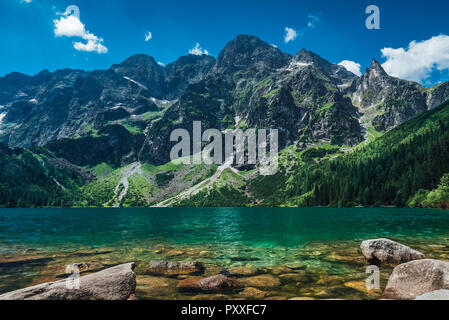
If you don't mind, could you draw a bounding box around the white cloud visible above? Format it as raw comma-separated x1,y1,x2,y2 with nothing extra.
189,43,209,56
73,37,108,54
145,31,152,42
271,44,278,48
381,35,449,83
157,61,165,66
22,0,32,3
54,15,85,38
282,14,319,44
338,60,362,76
53,11,108,54
307,14,320,29
284,27,298,43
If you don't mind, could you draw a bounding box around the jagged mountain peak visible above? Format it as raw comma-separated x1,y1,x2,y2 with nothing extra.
371,58,381,66
109,54,166,98
292,48,357,83
2,33,449,157
212,34,292,73
364,58,388,77
294,48,321,63
118,53,158,64
110,54,163,75
230,34,273,46
1,71,30,83
166,54,215,69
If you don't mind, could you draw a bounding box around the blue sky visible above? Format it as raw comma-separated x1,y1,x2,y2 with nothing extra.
1,0,449,86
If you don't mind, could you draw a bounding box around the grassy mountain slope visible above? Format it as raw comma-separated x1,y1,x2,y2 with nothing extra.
1,99,448,208
76,161,217,207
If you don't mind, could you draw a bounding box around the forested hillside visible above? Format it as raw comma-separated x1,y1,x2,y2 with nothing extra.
0,144,87,207
248,100,449,208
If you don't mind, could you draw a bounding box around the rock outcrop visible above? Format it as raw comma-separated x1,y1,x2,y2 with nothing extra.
0,262,136,300
383,259,449,300
360,238,425,265
353,59,427,133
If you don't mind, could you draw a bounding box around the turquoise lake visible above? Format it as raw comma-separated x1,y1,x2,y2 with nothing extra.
1,207,448,299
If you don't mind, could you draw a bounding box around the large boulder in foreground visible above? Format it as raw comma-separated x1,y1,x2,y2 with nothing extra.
361,238,425,265
146,261,203,276
0,263,136,300
383,259,449,300
177,275,241,293
415,290,449,300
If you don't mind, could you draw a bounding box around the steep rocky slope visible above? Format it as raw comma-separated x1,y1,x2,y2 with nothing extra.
140,35,365,164
352,59,449,137
1,34,449,207
0,54,216,150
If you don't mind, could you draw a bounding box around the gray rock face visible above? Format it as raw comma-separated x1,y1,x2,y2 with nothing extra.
1,34,449,166
146,261,203,276
0,262,136,300
141,36,366,164
415,290,449,300
164,54,216,100
360,238,425,265
0,54,215,149
426,82,449,109
211,34,292,75
383,259,449,300
295,48,356,85
352,59,449,134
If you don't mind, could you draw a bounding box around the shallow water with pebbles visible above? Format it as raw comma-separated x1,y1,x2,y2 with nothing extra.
0,207,448,300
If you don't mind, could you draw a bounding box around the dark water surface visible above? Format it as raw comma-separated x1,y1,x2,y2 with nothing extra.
1,207,448,299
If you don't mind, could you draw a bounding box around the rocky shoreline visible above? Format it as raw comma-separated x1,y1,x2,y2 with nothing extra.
0,238,448,300
0,263,136,300
361,238,449,300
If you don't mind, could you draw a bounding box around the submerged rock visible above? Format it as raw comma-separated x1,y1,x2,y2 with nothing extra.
243,275,281,288
226,266,261,277
265,296,288,300
284,262,306,270
0,256,53,268
135,275,177,298
164,250,185,257
72,250,113,257
344,281,382,296
415,290,449,300
317,275,345,287
191,294,230,300
278,272,309,283
203,264,224,277
238,287,269,299
30,262,105,286
361,238,425,265
383,259,449,300
146,261,203,276
177,275,241,293
70,262,104,272
0,263,136,300
270,266,293,275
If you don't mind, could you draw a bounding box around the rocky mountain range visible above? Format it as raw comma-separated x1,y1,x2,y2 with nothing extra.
1,34,449,208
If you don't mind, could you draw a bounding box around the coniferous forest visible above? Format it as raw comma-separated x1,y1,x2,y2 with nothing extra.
240,100,449,208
